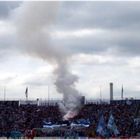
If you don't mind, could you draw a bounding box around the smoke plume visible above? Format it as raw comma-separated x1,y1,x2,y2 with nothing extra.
14,1,81,119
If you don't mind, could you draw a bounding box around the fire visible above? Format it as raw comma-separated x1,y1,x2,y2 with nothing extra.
63,110,77,120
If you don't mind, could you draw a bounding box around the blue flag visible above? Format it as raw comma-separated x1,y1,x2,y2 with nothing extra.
96,115,107,137
107,114,119,136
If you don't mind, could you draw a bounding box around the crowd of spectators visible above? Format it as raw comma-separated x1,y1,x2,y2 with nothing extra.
0,100,139,139
75,102,140,138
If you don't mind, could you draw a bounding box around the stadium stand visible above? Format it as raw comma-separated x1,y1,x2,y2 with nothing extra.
0,100,139,139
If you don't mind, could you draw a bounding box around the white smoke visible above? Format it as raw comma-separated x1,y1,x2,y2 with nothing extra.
14,1,81,119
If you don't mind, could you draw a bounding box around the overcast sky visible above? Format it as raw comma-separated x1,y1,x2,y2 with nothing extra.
0,1,140,100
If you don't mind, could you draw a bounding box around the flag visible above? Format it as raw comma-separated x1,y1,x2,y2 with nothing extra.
77,119,90,125
25,87,28,99
96,114,107,137
107,114,119,136
43,121,63,129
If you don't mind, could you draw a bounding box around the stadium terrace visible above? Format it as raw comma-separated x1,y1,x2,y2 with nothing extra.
0,99,139,139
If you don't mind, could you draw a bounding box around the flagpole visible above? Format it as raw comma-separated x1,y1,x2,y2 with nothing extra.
121,85,123,100
100,86,102,104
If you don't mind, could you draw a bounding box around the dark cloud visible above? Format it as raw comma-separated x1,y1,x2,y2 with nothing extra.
0,32,17,60
53,29,140,57
50,1,140,57
1,1,140,59
0,1,21,19
57,1,140,30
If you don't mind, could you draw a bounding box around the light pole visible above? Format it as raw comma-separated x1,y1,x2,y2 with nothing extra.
4,86,6,101
48,85,50,106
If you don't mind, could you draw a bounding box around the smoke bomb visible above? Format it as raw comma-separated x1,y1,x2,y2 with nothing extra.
14,1,81,119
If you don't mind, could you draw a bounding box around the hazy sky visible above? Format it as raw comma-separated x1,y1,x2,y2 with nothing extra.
0,1,140,100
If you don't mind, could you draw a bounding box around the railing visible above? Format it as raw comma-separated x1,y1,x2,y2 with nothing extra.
2,98,140,107
0,98,111,106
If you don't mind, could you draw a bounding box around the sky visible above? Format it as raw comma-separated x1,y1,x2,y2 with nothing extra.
0,1,140,100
